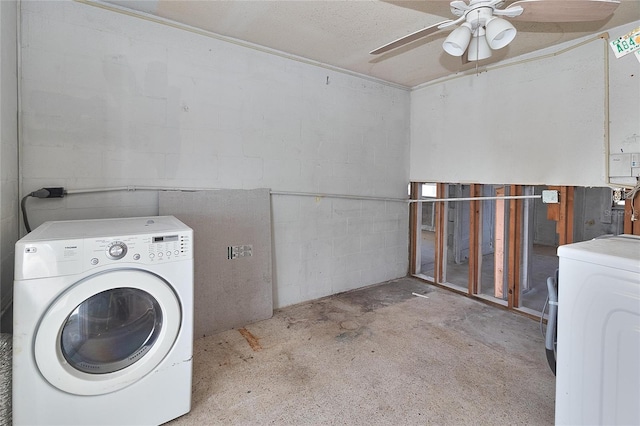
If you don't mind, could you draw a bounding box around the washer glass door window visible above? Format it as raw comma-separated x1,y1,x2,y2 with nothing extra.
61,288,163,374
35,269,182,396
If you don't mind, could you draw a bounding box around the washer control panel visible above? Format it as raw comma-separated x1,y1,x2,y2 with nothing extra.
146,234,186,261
14,216,193,280
106,241,128,260
86,232,192,267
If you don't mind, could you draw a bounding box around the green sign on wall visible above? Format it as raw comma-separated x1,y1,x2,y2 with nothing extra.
610,27,640,60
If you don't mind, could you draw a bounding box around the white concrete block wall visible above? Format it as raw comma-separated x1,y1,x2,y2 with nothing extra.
1,0,19,315
19,1,410,308
608,22,640,188
272,196,408,306
410,36,611,187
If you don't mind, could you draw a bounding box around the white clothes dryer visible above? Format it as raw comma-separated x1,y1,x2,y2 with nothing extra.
13,216,194,425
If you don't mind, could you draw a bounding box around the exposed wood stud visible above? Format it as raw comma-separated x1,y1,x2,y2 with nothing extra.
494,186,505,300
469,184,481,295
409,183,420,275
507,185,522,309
566,187,574,244
623,194,640,235
558,186,567,245
547,185,574,245
434,183,447,284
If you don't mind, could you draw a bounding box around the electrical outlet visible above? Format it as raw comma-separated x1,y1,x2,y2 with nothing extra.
227,245,253,260
541,190,559,204
612,188,623,203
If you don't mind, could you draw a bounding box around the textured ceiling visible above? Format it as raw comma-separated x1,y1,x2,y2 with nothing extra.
102,0,640,88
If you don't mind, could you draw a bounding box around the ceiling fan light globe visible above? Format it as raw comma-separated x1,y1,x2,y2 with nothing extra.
442,24,472,57
485,17,517,50
468,35,492,61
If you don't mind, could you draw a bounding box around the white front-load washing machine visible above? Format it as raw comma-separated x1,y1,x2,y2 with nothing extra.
13,216,194,425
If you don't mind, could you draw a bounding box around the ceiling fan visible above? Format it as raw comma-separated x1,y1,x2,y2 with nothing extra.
370,0,621,61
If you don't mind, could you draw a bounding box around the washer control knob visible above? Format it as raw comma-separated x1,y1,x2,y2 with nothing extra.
133,253,141,260
106,241,128,260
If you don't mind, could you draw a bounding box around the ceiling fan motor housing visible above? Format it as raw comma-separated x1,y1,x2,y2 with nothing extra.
465,7,495,31
450,0,507,18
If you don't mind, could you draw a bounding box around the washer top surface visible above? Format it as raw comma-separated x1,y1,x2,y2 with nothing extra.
15,216,192,280
557,234,640,274
23,216,189,241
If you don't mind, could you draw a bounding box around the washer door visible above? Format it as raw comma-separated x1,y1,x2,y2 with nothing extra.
34,269,181,396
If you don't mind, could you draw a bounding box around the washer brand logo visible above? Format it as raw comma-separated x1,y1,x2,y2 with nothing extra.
65,246,78,249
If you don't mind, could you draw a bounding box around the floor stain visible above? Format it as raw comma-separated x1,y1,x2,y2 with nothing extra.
339,320,360,330
238,328,262,352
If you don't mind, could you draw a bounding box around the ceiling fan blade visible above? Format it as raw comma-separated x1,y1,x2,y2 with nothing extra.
508,0,621,23
370,20,452,55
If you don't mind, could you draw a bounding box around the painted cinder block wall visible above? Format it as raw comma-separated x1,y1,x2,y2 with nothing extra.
18,1,410,308
3,1,638,313
410,20,640,187
0,0,19,319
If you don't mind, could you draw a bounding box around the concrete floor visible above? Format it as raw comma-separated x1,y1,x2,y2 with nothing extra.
167,277,555,425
